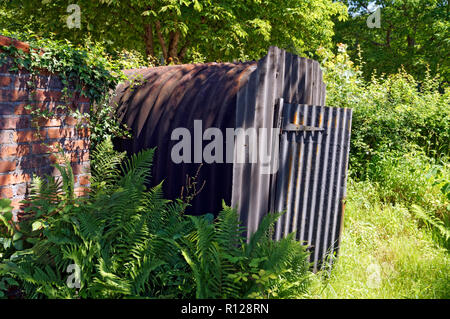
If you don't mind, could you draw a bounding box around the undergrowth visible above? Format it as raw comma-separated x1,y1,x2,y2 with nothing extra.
305,178,450,299
0,139,310,299
301,45,450,299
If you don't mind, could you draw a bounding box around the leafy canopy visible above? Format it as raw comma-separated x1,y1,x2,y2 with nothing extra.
334,0,449,82
0,0,347,63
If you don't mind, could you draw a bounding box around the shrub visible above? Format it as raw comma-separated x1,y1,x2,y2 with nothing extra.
318,45,450,251
0,140,310,299
318,44,450,179
369,151,448,207
368,151,450,248
178,207,310,299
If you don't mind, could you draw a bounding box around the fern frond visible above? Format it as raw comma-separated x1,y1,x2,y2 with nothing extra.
215,202,245,254
246,212,283,258
119,148,155,187
90,137,126,189
411,204,450,240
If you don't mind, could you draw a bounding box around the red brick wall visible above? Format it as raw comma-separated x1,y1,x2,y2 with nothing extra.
0,36,90,215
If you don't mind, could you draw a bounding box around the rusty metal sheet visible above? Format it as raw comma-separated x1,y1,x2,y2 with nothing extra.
271,103,352,271
112,47,351,270
231,47,327,239
112,62,257,215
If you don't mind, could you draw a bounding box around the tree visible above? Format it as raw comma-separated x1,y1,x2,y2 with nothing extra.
0,0,347,64
333,0,449,82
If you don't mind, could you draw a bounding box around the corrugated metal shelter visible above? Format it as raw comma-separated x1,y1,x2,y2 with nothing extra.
112,47,352,269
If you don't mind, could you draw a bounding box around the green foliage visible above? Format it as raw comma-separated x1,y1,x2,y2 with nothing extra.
305,178,450,299
0,30,132,149
0,1,446,300
334,0,449,82
0,199,13,241
319,45,450,254
312,46,450,298
0,30,121,104
0,145,191,298
371,152,450,248
89,92,132,151
89,137,127,192
369,152,448,206
0,199,24,298
0,0,347,63
178,206,310,298
0,199,16,285
410,204,450,250
319,45,450,178
0,140,309,299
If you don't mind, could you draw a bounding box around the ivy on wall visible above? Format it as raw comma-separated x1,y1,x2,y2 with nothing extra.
0,32,131,148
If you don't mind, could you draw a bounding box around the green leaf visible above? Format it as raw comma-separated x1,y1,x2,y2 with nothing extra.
13,239,23,251
193,0,202,11
12,232,22,241
32,221,44,231
0,198,12,213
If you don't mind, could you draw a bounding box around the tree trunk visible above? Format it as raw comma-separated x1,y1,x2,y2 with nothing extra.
178,40,190,61
407,35,415,48
385,25,391,47
144,23,154,58
155,20,168,62
168,31,181,63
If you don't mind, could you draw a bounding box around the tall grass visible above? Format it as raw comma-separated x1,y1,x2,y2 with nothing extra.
298,46,450,299
304,179,449,299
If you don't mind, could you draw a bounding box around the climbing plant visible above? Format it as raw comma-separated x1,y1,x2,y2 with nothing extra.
0,31,131,148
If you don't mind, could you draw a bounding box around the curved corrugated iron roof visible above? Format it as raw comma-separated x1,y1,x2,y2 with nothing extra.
112,61,257,215
112,48,352,271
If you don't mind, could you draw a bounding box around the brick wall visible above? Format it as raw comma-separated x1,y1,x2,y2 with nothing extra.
0,36,90,216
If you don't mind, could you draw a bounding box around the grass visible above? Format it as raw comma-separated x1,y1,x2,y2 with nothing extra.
303,179,450,299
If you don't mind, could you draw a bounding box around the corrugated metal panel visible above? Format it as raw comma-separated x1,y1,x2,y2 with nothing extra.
112,62,257,215
271,103,352,271
112,47,352,270
231,47,327,238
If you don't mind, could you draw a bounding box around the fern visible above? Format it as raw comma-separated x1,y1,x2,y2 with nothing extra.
0,141,310,299
119,148,155,188
411,204,450,246
0,145,179,298
179,205,310,299
90,137,126,191
245,212,282,258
